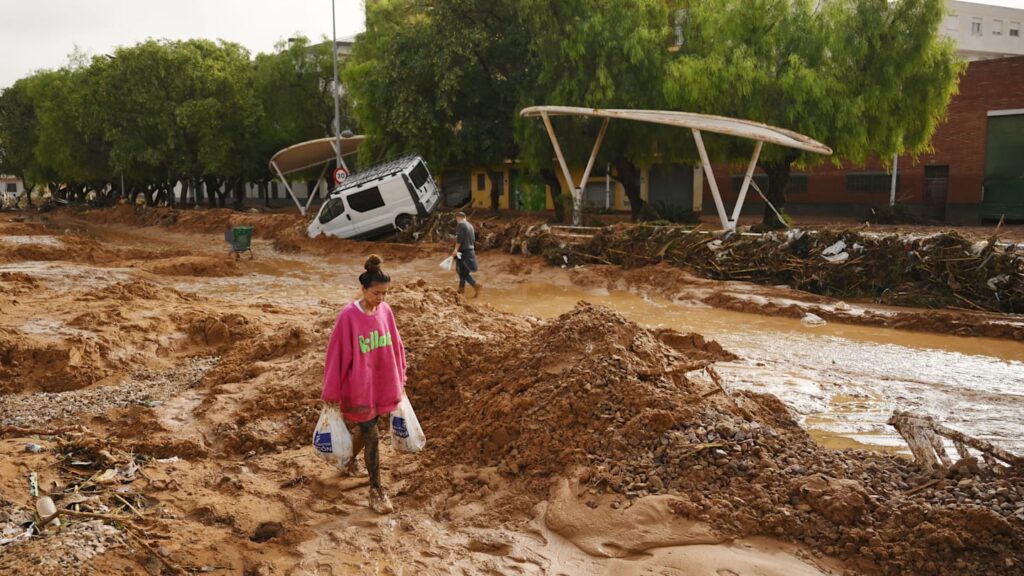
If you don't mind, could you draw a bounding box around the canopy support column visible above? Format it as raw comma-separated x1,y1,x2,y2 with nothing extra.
270,160,307,216
540,112,609,225
303,162,330,214
692,129,731,231
730,140,763,225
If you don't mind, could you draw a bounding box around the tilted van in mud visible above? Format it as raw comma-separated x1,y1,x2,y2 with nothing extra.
307,155,440,240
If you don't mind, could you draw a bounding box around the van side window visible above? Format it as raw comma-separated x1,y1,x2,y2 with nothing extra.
318,197,346,224
347,186,386,212
409,162,429,189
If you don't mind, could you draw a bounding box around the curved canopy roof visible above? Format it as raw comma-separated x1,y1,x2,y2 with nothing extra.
519,106,831,155
268,135,365,175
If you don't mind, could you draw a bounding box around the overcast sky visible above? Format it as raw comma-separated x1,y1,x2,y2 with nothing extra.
0,0,365,88
3,0,1024,88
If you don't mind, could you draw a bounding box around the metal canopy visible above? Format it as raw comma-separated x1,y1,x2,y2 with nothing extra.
267,135,365,215
519,106,832,230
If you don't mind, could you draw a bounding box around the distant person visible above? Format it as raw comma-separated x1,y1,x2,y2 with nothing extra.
320,255,407,514
451,211,481,297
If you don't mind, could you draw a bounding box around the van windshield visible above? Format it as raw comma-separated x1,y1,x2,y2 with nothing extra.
409,161,429,189
318,197,346,224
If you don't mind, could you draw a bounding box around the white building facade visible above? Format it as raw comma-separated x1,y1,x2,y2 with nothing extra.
944,1,1024,60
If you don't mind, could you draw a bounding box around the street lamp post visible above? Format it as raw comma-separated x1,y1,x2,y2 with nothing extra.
330,0,343,169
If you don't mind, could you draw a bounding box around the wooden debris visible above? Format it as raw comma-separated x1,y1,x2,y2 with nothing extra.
888,410,1023,470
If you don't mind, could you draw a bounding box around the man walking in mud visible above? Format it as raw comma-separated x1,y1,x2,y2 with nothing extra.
451,212,481,297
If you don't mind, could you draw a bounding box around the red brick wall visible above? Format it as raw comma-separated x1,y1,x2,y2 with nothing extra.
705,55,1024,215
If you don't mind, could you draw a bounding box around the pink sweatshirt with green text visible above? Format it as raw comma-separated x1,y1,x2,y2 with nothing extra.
320,301,406,422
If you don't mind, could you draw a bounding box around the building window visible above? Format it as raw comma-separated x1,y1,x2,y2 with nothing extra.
845,172,895,194
945,14,959,31
972,18,983,36
993,20,1003,36
1011,22,1020,37
5,183,16,193
476,173,486,191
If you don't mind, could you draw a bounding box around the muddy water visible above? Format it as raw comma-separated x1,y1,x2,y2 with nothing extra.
26,223,1024,455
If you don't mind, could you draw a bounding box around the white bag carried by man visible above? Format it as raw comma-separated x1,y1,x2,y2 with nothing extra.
312,404,353,468
439,255,454,271
390,395,426,453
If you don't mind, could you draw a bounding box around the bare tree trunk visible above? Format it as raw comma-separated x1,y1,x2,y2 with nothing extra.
759,156,797,230
487,169,503,214
540,169,564,223
613,159,644,222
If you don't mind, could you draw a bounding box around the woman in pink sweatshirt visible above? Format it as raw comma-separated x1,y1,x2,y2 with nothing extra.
321,254,406,514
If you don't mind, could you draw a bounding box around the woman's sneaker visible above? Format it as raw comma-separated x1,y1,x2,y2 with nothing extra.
369,487,394,514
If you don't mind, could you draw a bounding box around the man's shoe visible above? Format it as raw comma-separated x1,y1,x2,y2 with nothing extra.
369,487,395,514
472,284,482,298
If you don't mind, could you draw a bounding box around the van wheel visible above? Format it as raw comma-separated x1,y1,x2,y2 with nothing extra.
395,214,413,231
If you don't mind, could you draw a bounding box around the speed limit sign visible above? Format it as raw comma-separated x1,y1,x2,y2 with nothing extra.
333,167,349,185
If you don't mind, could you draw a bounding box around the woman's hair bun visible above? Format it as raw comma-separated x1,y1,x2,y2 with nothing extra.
364,254,383,273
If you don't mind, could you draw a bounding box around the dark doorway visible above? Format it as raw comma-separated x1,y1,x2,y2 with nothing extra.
649,163,694,213
923,166,949,221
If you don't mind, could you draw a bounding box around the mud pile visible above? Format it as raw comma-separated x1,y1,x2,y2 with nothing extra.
412,302,1024,575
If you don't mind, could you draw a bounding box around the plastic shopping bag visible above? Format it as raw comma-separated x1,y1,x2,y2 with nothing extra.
439,255,454,271
312,404,353,468
390,395,426,453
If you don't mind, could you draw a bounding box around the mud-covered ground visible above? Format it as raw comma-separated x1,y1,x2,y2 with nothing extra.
1,207,1022,576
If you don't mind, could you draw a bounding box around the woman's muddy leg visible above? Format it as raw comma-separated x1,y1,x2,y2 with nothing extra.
358,417,381,490
346,420,365,460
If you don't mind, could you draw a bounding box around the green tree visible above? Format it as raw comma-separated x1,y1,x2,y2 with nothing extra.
666,0,963,228
0,79,41,206
252,36,339,206
345,0,532,209
516,0,675,222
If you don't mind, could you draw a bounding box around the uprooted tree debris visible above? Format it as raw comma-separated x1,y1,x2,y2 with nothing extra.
488,223,1024,314
889,411,1024,473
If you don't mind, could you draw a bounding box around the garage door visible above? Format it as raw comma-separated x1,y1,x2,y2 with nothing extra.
982,113,1024,221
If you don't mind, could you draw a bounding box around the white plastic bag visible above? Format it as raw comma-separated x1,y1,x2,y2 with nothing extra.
312,404,353,468
440,255,454,271
390,395,426,453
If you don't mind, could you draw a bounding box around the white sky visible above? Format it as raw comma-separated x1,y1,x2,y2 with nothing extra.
0,0,366,88
2,0,1024,88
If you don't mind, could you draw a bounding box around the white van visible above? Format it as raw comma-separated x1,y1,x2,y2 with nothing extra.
307,155,441,239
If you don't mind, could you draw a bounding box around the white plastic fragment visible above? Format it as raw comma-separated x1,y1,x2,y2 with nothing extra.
822,240,846,256
823,251,849,263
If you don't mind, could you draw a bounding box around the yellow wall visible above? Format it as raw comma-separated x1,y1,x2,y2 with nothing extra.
463,163,654,213
470,168,510,210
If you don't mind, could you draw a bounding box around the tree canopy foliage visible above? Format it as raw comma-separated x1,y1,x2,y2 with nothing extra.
0,36,345,207
666,0,963,226
347,0,962,224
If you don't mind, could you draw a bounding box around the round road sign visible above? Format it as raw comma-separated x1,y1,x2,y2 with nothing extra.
333,167,349,185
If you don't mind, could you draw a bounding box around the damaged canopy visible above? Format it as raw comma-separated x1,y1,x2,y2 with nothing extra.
519,106,832,230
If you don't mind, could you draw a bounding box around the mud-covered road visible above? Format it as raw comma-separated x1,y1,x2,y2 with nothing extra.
1,207,1022,575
